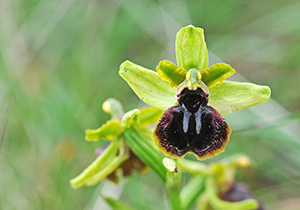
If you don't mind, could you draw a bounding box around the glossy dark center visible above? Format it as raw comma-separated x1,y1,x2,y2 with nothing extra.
177,88,208,113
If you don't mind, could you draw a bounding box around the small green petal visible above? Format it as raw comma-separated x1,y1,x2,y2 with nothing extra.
156,60,186,88
121,109,140,128
119,60,177,110
85,120,122,141
209,81,271,114
202,63,235,88
139,107,163,127
176,25,208,71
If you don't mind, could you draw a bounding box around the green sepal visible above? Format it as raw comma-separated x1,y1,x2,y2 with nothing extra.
206,178,259,210
123,128,168,182
209,81,271,114
85,120,122,141
139,107,163,127
156,60,186,88
70,139,128,188
102,196,135,210
120,60,177,110
202,63,235,88
176,25,208,71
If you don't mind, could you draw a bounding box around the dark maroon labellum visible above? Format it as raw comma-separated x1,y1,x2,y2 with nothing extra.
153,85,230,160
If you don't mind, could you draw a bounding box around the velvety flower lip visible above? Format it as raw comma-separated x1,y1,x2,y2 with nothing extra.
119,25,271,160
153,81,231,160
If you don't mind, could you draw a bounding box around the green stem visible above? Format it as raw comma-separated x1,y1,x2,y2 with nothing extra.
177,159,210,175
123,128,168,182
180,175,207,210
166,170,183,210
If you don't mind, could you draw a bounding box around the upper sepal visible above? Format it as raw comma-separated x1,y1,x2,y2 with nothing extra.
119,60,177,110
176,25,208,71
209,81,271,114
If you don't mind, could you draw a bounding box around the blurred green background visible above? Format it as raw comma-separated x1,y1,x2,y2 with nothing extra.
1,0,300,209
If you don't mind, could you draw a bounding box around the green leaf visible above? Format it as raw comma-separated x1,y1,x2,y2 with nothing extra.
70,139,128,188
123,128,168,182
120,60,177,110
156,60,186,88
209,81,271,114
176,25,208,71
139,107,163,127
202,63,235,88
102,196,135,210
85,120,122,141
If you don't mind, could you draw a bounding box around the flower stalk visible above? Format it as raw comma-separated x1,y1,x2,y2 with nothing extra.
123,128,167,182
164,159,183,210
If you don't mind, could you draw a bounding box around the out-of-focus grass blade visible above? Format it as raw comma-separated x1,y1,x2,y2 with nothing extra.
102,196,135,210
